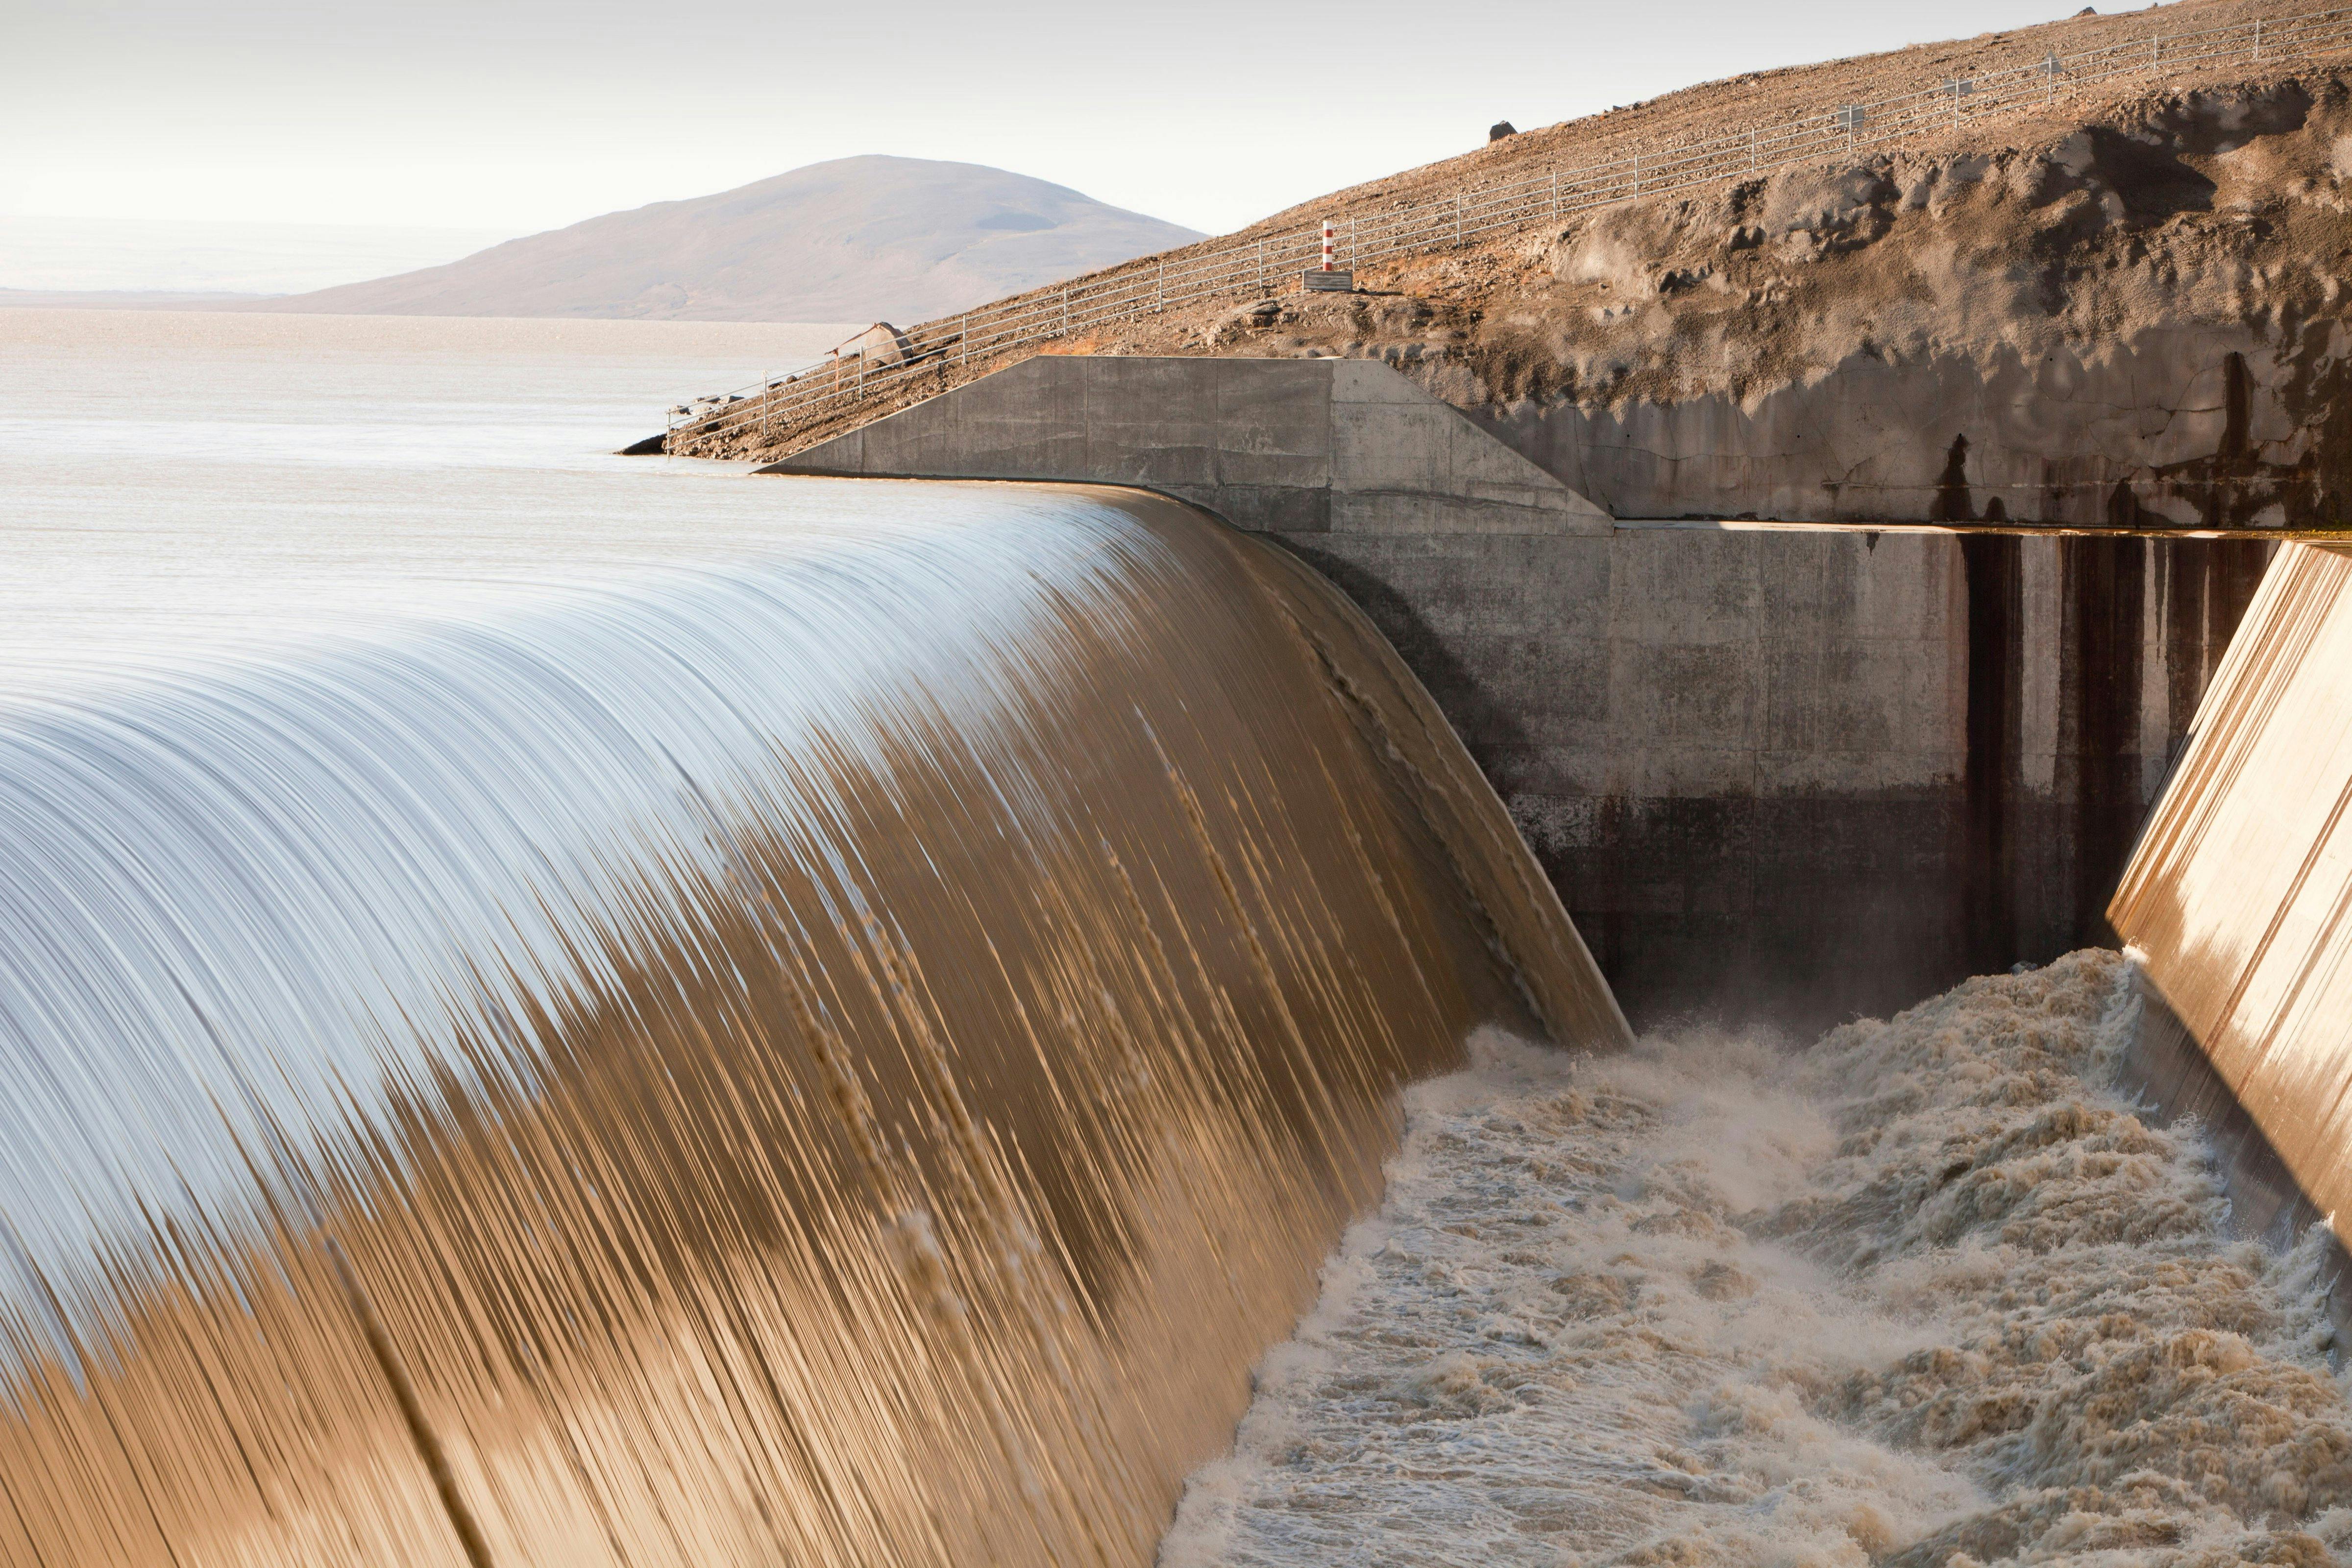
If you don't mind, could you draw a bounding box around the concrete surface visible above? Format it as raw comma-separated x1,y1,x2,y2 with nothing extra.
2113,541,2352,1247
766,355,1612,538
1478,325,2346,529
766,355,2275,1029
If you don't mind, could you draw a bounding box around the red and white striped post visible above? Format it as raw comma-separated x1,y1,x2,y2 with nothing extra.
1304,217,1353,292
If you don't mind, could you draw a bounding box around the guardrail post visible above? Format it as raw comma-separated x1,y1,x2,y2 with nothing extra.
2254,17,2262,56
1156,260,1164,310
1749,130,1758,174
1061,284,1071,336
2046,50,2058,104
1550,170,1560,217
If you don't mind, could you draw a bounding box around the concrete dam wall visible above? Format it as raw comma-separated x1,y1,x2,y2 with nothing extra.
764,355,2278,1028
2113,541,2352,1250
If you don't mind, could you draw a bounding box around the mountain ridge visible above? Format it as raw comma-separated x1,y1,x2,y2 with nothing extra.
253,155,1204,323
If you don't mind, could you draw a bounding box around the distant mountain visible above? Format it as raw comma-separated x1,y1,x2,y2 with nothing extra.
255,156,1205,324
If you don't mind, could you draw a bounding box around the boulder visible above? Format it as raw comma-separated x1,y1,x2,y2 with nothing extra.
836,322,916,366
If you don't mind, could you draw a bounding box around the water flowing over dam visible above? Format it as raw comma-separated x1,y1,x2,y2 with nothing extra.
15,305,2352,1567
0,479,1621,1567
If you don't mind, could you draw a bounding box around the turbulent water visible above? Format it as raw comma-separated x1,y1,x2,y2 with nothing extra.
0,407,1621,1565
1164,950,2352,1568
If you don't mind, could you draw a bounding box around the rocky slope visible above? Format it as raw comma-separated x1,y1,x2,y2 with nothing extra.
1081,71,2352,527
258,156,1203,323
1265,82,2346,525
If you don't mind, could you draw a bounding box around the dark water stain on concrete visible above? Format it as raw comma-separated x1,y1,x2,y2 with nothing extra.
2059,535,2147,949
1934,433,1977,524
2140,340,2351,531
2156,538,2274,757
2134,350,2258,530
1967,537,2268,969
1963,533,2024,973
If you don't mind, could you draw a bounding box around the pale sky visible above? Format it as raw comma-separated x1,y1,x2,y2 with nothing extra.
4,0,2094,290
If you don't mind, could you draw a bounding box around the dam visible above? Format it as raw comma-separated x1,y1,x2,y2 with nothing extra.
759,354,2282,1028
9,302,2352,1565
736,353,2352,1558
0,462,1623,1566
11,22,2352,1566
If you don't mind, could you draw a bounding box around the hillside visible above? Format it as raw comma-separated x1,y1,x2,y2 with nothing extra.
1125,67,2352,526
257,156,1203,323
668,0,2351,528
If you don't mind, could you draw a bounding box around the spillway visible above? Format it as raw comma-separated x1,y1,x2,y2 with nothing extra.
0,480,1622,1567
2113,540,2352,1257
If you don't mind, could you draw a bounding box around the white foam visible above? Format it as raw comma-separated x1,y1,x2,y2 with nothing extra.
1161,951,2352,1566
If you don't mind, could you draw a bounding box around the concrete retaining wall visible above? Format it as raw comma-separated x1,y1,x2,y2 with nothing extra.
1476,323,2349,529
772,355,1611,537
768,355,2274,1029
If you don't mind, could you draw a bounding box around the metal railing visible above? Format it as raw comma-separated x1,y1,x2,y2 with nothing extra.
668,4,2352,455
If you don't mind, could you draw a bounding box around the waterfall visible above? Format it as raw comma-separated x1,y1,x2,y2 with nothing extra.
0,481,1620,1567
